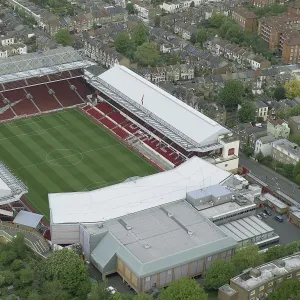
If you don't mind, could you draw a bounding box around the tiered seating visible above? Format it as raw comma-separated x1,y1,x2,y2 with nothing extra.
0,108,15,121
88,107,104,120
26,85,62,112
109,111,126,124
13,98,39,116
113,127,129,139
123,122,139,134
47,80,84,106
100,117,115,129
82,105,91,111
95,103,113,114
2,80,27,91
68,78,90,100
2,89,26,103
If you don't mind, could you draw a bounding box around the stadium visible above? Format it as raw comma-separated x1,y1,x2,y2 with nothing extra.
0,47,242,291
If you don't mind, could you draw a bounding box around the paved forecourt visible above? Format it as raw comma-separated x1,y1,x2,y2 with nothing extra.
0,109,157,221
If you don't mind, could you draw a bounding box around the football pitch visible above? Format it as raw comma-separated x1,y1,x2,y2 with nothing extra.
0,109,158,221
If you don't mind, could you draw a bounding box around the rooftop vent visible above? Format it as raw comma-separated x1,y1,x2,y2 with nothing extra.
167,212,173,217
144,244,151,249
126,225,132,230
250,268,261,278
187,230,193,235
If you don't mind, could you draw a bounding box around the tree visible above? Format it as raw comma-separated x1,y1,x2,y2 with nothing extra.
158,278,208,300
44,248,89,297
238,102,256,122
27,291,41,300
154,15,161,27
133,24,148,46
190,32,197,45
112,293,134,300
88,281,111,300
134,294,154,300
219,80,244,111
204,260,236,291
284,241,300,256
210,14,226,28
135,42,159,66
267,280,300,300
273,86,286,101
126,2,135,14
243,146,254,157
196,28,208,45
42,280,69,300
292,161,300,179
284,80,300,99
54,29,72,46
10,259,24,271
232,244,265,274
264,245,286,262
115,32,133,57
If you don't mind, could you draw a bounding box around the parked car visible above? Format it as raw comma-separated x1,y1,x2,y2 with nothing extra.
256,214,262,220
262,213,268,219
264,209,272,216
275,215,283,223
106,286,117,294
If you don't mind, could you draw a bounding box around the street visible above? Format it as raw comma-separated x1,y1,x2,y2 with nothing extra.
239,153,300,203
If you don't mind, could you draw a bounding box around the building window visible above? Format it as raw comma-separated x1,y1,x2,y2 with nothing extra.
259,286,264,291
146,276,150,282
278,278,283,283
287,274,292,279
268,282,273,287
167,270,172,275
228,148,235,156
250,290,255,296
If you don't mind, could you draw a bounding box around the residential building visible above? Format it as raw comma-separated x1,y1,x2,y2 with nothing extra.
160,0,203,13
174,22,197,40
250,0,275,8
287,2,300,15
233,123,267,150
140,64,195,83
258,13,300,63
134,3,150,19
232,6,257,32
218,253,300,300
199,103,227,125
83,37,131,68
288,115,300,136
254,100,268,121
267,119,290,139
204,37,271,70
254,134,276,156
272,138,300,165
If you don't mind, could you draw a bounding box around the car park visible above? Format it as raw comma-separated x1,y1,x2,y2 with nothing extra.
262,213,268,219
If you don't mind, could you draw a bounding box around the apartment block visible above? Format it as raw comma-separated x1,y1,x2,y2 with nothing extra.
272,138,300,165
232,7,257,32
218,253,300,300
258,13,300,63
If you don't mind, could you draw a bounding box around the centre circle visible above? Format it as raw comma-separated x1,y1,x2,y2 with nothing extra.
46,149,83,166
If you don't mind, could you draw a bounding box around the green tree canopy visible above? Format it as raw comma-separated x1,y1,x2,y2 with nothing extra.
219,80,244,111
54,29,72,46
273,86,286,101
238,102,256,122
209,14,226,28
135,42,159,66
42,280,69,300
196,28,208,45
126,2,135,14
264,245,286,262
267,280,300,300
154,15,161,27
284,80,300,99
204,260,236,291
232,244,265,274
44,248,89,297
88,281,111,300
133,24,148,46
115,32,134,58
158,277,208,300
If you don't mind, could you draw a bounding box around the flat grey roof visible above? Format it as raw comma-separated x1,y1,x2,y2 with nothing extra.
92,200,237,277
13,210,43,228
187,185,232,200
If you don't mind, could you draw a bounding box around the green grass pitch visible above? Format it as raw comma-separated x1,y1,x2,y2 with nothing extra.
0,109,158,221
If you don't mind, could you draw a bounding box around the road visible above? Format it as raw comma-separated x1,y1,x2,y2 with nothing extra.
239,153,300,202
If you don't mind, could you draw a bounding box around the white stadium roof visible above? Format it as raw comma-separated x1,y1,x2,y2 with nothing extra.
49,157,231,224
87,66,229,150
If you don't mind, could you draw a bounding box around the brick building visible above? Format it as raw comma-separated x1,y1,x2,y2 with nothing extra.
232,7,257,32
